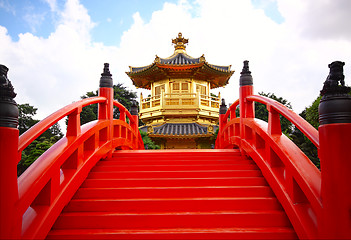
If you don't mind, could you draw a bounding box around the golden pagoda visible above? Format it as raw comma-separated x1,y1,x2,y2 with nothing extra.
126,33,234,149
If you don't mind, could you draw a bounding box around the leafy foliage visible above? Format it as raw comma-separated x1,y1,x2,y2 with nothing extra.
294,89,351,168
140,130,160,149
255,92,293,135
79,84,157,148
290,110,320,168
305,96,322,129
80,90,99,125
18,103,39,135
79,83,138,124
17,104,63,175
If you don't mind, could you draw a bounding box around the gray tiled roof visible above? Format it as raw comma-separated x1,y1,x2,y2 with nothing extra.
209,64,231,72
160,53,200,65
153,123,208,136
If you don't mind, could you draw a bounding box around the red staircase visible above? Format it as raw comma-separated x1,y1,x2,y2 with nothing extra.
47,149,297,239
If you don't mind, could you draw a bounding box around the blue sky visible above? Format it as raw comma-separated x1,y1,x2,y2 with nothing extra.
0,0,350,121
0,0,283,45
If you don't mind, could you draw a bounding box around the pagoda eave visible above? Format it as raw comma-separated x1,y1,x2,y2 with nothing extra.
127,63,233,89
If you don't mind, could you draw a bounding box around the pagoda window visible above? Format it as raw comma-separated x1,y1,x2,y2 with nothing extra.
181,83,188,91
155,85,165,96
196,84,207,96
172,82,189,93
172,83,180,91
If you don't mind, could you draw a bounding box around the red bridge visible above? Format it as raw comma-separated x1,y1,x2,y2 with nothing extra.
0,62,350,239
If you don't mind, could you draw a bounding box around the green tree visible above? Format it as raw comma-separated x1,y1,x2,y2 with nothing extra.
290,109,320,168
254,92,293,135
18,103,39,134
78,84,157,148
17,103,63,175
79,83,138,124
294,90,351,168
79,90,99,125
139,130,160,149
305,96,322,129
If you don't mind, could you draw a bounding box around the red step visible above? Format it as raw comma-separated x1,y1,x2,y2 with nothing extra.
52,211,291,229
47,149,297,239
47,227,297,239
81,177,268,188
88,169,262,178
92,163,259,171
64,197,282,212
73,186,275,199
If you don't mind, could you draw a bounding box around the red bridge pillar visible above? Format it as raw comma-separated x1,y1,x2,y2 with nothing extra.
318,61,351,239
98,63,114,157
239,61,254,141
130,100,139,147
0,65,20,239
218,99,228,148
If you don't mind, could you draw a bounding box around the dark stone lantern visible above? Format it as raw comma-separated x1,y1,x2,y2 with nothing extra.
0,65,18,128
239,60,253,86
319,61,351,125
219,99,227,115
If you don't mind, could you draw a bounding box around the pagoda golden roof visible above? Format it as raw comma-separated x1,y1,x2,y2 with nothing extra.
126,33,234,90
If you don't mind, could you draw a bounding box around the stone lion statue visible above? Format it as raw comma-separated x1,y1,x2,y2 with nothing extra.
321,61,346,95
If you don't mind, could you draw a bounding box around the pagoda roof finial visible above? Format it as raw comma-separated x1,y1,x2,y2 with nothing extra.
172,32,188,51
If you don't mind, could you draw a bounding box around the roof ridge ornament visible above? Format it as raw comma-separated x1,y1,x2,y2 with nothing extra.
172,32,188,51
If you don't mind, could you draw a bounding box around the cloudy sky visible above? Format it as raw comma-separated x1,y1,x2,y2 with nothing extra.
1,0,351,123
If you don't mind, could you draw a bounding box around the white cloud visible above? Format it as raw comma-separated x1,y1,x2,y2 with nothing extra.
0,0,15,15
23,11,47,33
0,0,112,120
43,0,58,12
0,0,350,127
277,0,351,40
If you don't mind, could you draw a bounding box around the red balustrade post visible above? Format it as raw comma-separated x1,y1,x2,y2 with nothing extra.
318,61,351,239
218,99,228,148
267,104,282,136
66,106,82,137
229,105,236,120
0,65,20,239
239,60,254,140
98,63,114,156
130,100,139,148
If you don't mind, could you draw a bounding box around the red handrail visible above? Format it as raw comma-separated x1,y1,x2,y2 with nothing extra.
216,94,321,239
113,100,137,125
18,97,107,163
246,95,319,148
224,99,239,120
15,96,143,239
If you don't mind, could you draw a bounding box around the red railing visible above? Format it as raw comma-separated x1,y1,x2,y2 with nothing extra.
216,60,351,239
14,96,143,239
216,95,321,239
0,63,145,239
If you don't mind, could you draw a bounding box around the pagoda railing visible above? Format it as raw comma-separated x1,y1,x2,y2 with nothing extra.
216,60,351,239
140,92,220,112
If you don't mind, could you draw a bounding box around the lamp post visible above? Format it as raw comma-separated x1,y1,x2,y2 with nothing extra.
318,61,351,239
0,64,20,239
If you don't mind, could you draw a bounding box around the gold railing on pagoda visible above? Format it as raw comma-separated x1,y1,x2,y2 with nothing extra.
140,92,220,113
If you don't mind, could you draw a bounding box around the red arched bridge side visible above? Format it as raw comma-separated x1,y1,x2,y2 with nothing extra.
216,60,351,239
16,95,143,239
113,99,143,146
0,63,143,239
216,95,321,239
